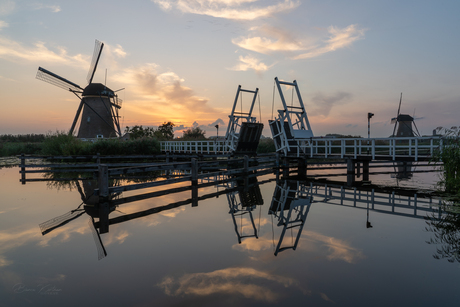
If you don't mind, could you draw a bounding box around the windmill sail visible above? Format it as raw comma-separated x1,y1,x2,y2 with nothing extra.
87,40,104,84
36,67,83,92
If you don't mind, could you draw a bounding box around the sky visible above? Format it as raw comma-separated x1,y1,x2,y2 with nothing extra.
0,0,459,138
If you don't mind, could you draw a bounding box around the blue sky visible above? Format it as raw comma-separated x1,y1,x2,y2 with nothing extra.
0,0,459,137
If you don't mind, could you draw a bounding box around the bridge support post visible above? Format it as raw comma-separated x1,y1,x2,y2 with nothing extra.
283,157,289,177
346,158,355,186
363,160,370,181
298,158,306,178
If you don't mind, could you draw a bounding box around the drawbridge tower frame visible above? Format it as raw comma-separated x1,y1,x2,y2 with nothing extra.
269,77,314,155
225,85,259,152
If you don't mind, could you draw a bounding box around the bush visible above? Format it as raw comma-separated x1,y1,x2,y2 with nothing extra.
0,142,42,157
433,127,460,195
257,138,276,153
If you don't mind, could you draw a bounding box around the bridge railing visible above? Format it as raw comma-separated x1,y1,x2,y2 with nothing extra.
161,140,230,154
302,136,442,160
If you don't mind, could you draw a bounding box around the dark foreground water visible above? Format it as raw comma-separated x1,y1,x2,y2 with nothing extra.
0,164,459,306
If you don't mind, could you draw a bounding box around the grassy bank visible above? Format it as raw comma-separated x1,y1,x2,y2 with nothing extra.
0,133,161,157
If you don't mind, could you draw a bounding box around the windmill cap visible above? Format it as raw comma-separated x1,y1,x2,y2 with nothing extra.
397,114,414,121
83,83,114,97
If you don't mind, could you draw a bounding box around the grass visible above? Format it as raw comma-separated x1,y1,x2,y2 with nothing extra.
0,132,161,157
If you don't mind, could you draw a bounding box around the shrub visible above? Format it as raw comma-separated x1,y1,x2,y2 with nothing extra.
257,138,276,153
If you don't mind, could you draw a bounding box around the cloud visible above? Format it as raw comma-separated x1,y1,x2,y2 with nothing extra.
232,25,305,54
152,0,299,20
293,24,366,60
233,24,365,60
0,37,88,67
311,91,352,118
158,267,301,302
229,54,273,74
0,20,8,30
114,63,214,121
30,3,61,13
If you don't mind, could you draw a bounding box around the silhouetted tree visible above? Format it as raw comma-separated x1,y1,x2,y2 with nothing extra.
182,127,206,140
155,122,175,140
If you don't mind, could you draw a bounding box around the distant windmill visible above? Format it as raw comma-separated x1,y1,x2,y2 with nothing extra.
391,93,420,137
36,40,123,138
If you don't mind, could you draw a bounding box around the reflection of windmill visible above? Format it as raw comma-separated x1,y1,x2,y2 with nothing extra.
269,180,312,256
226,176,264,243
36,40,123,138
39,180,116,260
391,93,420,137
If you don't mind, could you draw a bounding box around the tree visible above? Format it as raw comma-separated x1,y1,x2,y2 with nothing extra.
155,122,175,140
124,125,155,139
182,127,206,140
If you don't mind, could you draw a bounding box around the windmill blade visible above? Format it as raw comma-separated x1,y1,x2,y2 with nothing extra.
87,40,104,84
39,203,85,235
392,93,403,137
89,216,107,260
69,99,85,136
36,67,83,92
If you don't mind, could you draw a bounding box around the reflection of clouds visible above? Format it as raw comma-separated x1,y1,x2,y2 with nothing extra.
158,267,301,302
232,230,364,263
303,231,365,263
233,237,272,252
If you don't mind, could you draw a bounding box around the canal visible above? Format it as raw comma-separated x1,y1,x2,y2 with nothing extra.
0,161,459,306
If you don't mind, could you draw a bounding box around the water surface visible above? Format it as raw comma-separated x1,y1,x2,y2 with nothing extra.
0,165,458,306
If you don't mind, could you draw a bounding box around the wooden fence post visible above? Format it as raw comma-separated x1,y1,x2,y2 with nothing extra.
191,158,198,185
20,153,26,185
98,164,109,202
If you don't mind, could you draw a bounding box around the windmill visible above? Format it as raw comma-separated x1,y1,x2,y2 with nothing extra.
391,93,420,137
36,40,123,139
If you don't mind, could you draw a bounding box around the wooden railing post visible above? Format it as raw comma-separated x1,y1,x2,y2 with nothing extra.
191,158,198,185
20,153,26,185
98,164,109,202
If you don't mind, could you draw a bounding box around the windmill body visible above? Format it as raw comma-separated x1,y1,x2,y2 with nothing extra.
391,93,420,137
78,83,118,138
36,40,122,139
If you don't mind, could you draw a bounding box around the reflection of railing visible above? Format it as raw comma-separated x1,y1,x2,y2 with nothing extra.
308,182,442,220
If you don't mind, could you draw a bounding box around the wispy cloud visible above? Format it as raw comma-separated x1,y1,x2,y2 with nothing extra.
0,20,8,30
233,24,366,60
158,267,301,302
293,24,365,59
232,25,306,54
152,0,299,20
30,3,61,13
311,91,352,118
229,54,273,74
0,37,88,67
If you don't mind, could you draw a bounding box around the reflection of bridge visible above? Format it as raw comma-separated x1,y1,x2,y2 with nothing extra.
268,176,443,255
38,168,444,260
